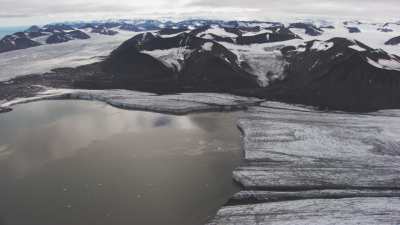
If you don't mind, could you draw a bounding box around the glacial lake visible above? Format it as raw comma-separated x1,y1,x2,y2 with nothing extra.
0,100,243,225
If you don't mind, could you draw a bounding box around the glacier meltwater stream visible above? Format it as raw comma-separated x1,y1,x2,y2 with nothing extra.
0,100,243,225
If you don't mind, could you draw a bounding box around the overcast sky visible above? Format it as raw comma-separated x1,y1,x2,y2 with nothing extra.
1,0,399,26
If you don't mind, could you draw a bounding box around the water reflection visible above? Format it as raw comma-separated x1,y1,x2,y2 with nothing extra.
0,100,242,225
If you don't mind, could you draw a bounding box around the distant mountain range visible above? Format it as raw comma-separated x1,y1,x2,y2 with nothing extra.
1,19,400,111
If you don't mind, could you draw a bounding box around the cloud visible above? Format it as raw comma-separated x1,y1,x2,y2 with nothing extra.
185,0,400,19
0,0,399,26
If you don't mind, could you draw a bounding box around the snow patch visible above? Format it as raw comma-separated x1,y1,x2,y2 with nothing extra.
367,57,400,71
202,42,214,51
241,29,273,37
142,48,193,71
349,45,366,51
310,41,334,51
219,40,302,87
196,26,238,38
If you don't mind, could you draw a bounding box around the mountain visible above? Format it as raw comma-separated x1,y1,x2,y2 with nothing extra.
68,30,90,39
42,24,75,33
259,38,400,111
25,25,41,33
289,23,323,36
347,27,361,33
0,33,41,53
27,31,47,38
100,31,260,92
385,36,400,45
378,27,393,32
91,26,118,35
2,19,400,111
95,24,303,91
119,20,163,31
46,30,90,44
192,25,299,45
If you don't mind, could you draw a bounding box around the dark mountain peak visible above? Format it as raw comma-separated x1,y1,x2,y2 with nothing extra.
236,30,300,45
79,23,96,29
343,20,362,26
119,21,160,32
378,27,393,32
42,24,75,33
25,25,41,33
27,31,47,38
270,38,400,111
286,38,395,64
0,34,41,53
191,25,299,45
91,26,118,36
46,33,72,44
68,30,90,39
46,30,90,44
320,25,335,29
158,27,189,35
12,32,28,38
385,36,400,45
289,22,323,36
346,26,361,33
101,31,258,91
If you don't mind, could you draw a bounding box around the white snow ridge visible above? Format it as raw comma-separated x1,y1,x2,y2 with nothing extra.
310,40,334,51
142,48,193,71
202,42,214,51
367,57,400,71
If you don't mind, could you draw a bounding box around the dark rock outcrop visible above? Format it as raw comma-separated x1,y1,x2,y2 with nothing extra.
42,24,74,33
236,28,300,45
385,36,400,45
119,21,161,32
27,31,47,38
158,28,188,35
259,38,400,111
0,34,41,53
289,23,323,36
46,30,90,44
100,32,259,92
46,33,71,44
347,27,361,33
68,30,90,39
320,25,335,29
378,28,394,32
91,26,118,35
25,25,41,33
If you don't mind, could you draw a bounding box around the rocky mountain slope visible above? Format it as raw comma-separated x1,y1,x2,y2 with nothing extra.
98,25,302,92
0,33,41,53
386,36,400,45
2,19,400,111
257,38,400,111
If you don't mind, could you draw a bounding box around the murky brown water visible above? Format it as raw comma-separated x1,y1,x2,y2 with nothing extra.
0,100,243,225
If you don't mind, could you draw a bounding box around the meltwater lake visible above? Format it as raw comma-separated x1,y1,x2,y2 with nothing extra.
0,100,243,225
